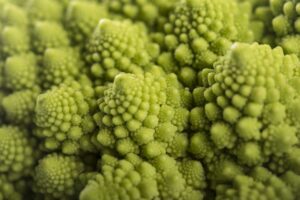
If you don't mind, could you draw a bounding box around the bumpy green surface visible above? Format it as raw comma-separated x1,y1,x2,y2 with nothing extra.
33,153,84,199
2,90,38,124
0,0,300,199
0,26,30,56
86,19,158,83
271,0,300,56
154,0,253,84
26,0,64,22
0,176,21,200
95,69,191,158
254,0,300,56
0,126,34,181
41,47,83,88
103,0,178,26
65,0,108,43
3,53,38,91
80,154,159,200
34,81,95,154
32,21,69,53
1,3,28,27
80,153,205,200
190,43,300,166
216,167,294,200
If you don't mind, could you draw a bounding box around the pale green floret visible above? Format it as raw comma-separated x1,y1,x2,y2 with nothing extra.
208,158,243,185
0,0,300,199
279,35,300,56
151,154,204,200
65,0,108,43
266,146,300,175
216,167,294,200
80,154,159,200
282,171,300,199
96,70,190,159
190,43,300,169
0,176,21,200
3,53,38,91
2,90,38,124
1,3,28,28
0,126,34,181
189,107,209,131
155,0,253,87
260,0,300,55
0,26,30,56
262,124,298,156
271,0,300,36
81,153,205,200
32,21,69,54
42,47,83,89
33,153,84,199
236,142,264,166
34,81,95,154
102,0,178,26
178,159,206,190
286,147,300,174
189,132,215,162
86,19,159,83
26,0,64,22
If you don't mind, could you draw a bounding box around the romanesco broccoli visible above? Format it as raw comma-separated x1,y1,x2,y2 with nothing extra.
0,0,299,199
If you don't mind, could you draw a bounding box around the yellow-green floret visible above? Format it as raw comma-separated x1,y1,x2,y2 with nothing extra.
65,0,108,44
80,153,205,200
0,126,34,180
189,42,300,181
2,53,38,91
257,0,300,56
216,167,294,200
95,69,191,159
0,26,30,56
154,0,253,86
102,0,179,26
32,21,69,54
33,153,84,199
34,81,96,154
85,19,159,83
41,47,83,89
2,90,38,124
0,176,21,200
26,0,64,22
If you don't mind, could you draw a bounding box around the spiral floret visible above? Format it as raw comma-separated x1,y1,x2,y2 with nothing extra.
26,0,64,22
190,43,300,169
103,0,178,26
41,47,83,89
80,153,205,200
0,126,34,180
33,153,84,199
65,0,108,43
3,53,38,91
32,21,69,54
96,69,191,159
0,176,21,200
216,167,294,200
0,26,30,56
85,19,159,83
2,90,38,124
34,81,95,154
156,0,253,82
258,0,300,56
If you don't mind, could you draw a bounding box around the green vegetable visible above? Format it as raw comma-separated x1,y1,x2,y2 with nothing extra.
0,0,299,199
33,153,84,199
95,69,191,158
